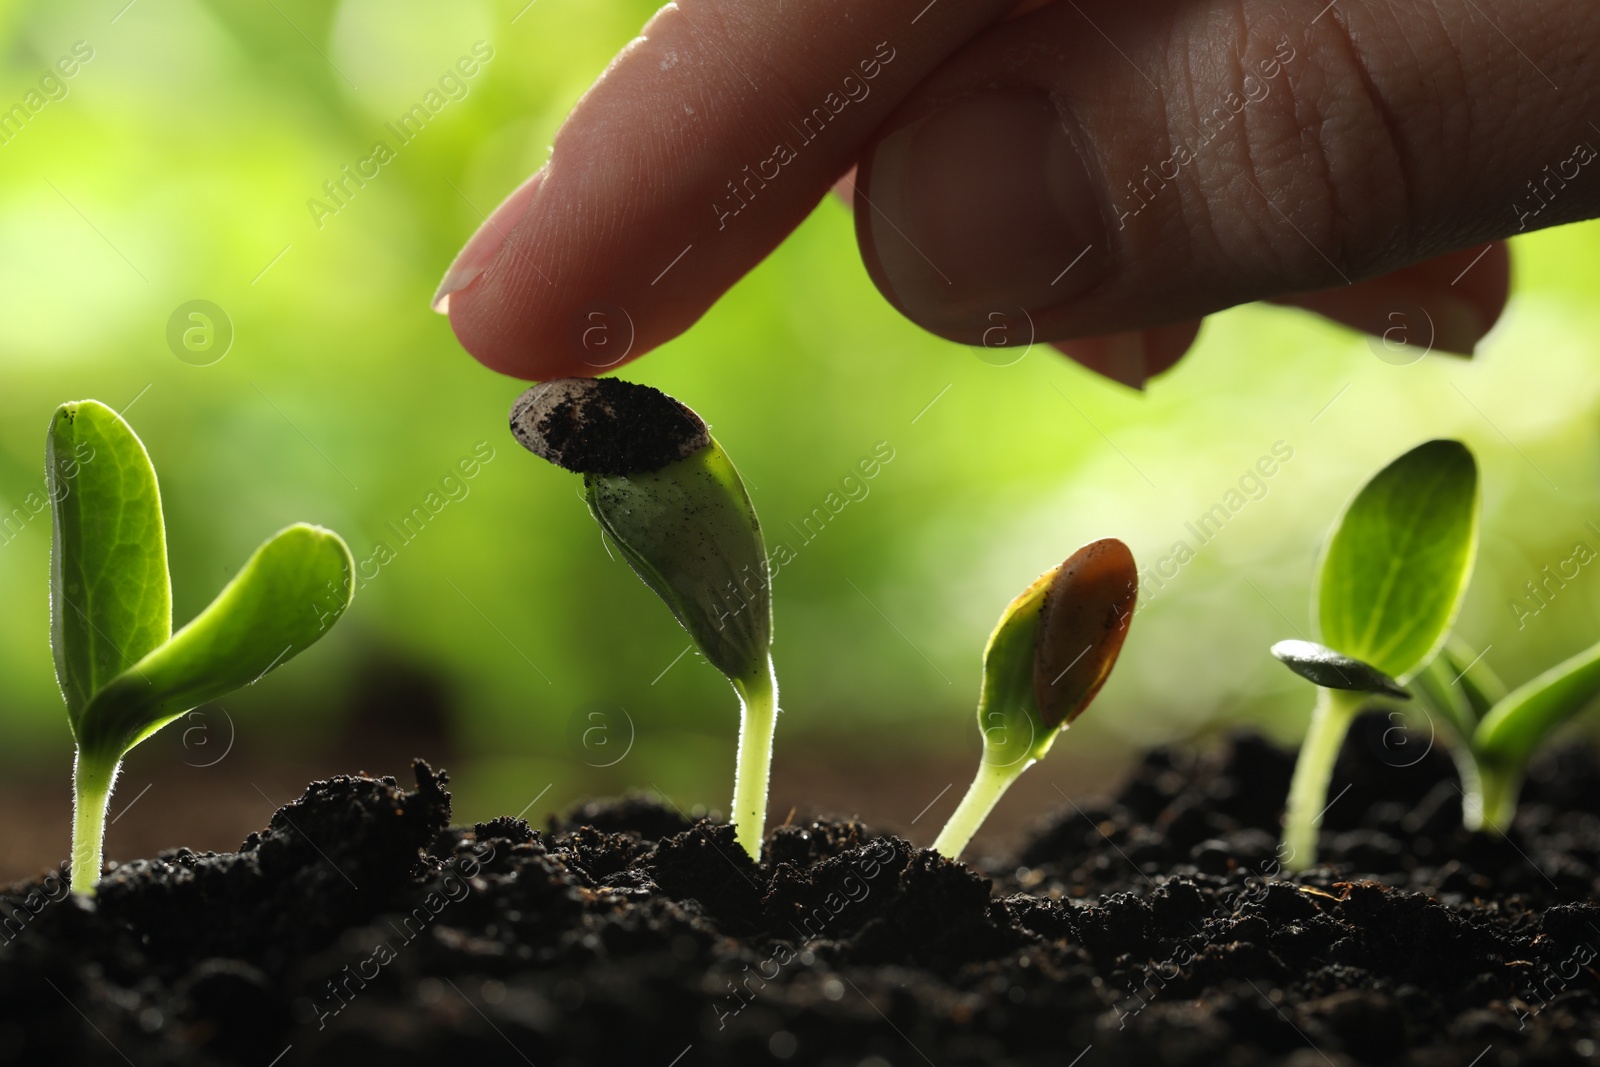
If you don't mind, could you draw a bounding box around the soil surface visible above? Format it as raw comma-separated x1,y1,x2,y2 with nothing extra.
2,716,1597,1066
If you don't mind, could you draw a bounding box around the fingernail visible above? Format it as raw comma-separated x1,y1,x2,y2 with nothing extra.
864,89,1107,341
432,168,546,314
1430,295,1489,357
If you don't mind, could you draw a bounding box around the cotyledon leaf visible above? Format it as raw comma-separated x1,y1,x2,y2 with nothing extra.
1474,637,1600,770
511,377,771,687
75,523,354,761
1315,440,1478,681
585,439,770,685
47,400,172,725
1440,636,1508,721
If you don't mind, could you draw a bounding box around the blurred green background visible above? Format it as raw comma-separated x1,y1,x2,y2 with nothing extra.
3,0,1599,869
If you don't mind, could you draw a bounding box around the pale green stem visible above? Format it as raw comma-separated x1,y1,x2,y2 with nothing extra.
1450,745,1488,832
931,756,1031,860
730,655,778,861
1474,760,1522,835
1283,688,1365,872
71,748,119,895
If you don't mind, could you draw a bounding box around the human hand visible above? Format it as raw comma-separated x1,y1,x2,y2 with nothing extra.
433,0,1598,387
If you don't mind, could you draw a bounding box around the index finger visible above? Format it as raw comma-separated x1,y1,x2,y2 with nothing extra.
436,0,1017,379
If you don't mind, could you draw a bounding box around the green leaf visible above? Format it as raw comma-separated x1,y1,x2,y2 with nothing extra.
585,439,770,685
975,566,1052,769
1271,639,1410,699
1440,637,1507,720
48,400,172,725
1315,439,1478,681
75,524,354,760
1474,638,1600,771
1409,653,1478,742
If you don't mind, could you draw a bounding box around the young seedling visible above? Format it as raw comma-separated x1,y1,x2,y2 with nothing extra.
510,378,776,860
1271,439,1478,871
1413,626,1600,833
49,401,354,893
931,539,1137,860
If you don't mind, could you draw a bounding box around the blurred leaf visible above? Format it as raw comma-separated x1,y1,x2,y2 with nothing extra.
1316,439,1478,681
47,400,171,725
1441,637,1508,720
76,524,353,759
1410,653,1477,741
1474,637,1600,770
975,564,1052,768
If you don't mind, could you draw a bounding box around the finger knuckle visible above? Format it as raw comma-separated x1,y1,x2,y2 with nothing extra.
1174,6,1422,288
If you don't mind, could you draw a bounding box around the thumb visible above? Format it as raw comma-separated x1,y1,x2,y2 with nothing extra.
853,0,1600,379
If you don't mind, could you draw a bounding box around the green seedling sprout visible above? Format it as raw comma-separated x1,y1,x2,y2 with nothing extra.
49,401,354,893
1413,621,1600,834
1271,439,1478,871
931,539,1137,860
510,378,777,860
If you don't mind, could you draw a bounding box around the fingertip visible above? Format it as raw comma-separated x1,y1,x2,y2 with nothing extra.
1274,242,1510,360
442,167,647,382
433,168,547,318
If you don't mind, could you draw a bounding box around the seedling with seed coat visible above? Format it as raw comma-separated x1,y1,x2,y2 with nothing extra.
931,539,1137,860
49,401,354,893
510,378,777,860
1271,439,1478,870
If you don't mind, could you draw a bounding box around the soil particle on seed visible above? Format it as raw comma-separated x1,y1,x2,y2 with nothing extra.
3,723,1599,1066
509,377,708,475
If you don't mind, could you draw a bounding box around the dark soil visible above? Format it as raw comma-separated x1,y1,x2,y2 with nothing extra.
3,716,1598,1066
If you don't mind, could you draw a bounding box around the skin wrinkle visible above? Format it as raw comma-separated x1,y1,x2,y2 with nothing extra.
1378,4,1457,250
1165,25,1221,289
1175,9,1270,288
1268,26,1368,286
1169,11,1309,291
1321,3,1418,274
1050,95,1122,306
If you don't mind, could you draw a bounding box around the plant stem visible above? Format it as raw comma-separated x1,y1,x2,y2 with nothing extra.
1282,688,1365,872
70,749,119,895
730,656,779,861
1473,760,1521,834
931,756,1029,860
1450,745,1488,832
